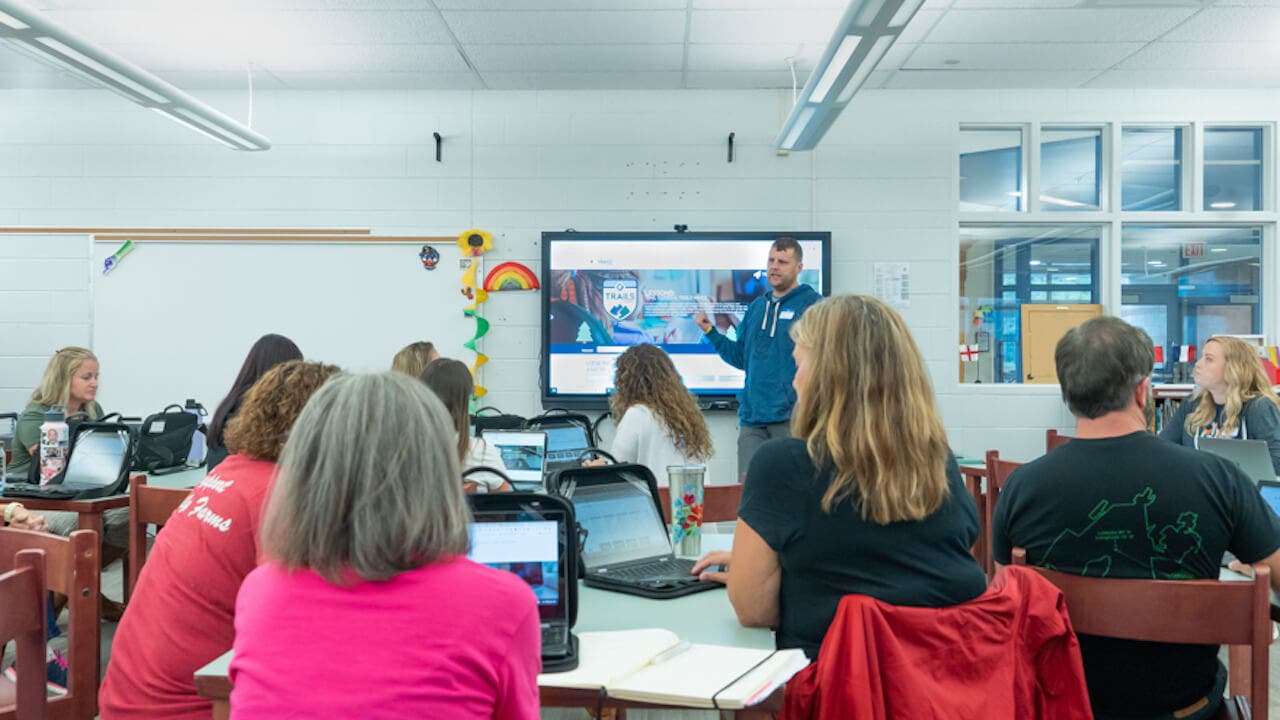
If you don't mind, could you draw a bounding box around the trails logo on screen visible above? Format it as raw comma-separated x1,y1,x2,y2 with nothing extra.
603,278,638,321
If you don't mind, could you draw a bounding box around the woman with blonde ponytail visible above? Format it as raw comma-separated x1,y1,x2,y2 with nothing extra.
691,295,986,660
1160,335,1280,472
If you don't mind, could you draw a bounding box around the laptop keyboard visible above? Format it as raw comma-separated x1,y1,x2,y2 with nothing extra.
606,558,698,581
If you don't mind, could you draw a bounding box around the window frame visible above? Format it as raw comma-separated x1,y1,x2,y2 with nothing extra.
955,120,1278,389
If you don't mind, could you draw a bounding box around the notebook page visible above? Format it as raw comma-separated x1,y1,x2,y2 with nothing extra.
607,643,792,709
537,629,680,689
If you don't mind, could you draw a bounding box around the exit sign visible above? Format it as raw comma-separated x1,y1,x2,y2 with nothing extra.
1182,243,1206,258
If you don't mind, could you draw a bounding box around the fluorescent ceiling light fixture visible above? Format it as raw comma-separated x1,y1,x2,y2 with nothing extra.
810,36,862,104
1210,201,1237,209
1210,247,1228,253
0,9,27,29
0,0,269,151
1029,260,1042,266
775,0,924,151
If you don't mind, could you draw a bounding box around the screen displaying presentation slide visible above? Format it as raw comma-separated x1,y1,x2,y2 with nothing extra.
542,232,830,401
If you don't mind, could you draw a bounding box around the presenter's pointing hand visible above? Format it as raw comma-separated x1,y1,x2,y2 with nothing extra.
694,311,712,332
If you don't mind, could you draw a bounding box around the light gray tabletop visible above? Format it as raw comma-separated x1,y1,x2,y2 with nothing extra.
143,465,206,490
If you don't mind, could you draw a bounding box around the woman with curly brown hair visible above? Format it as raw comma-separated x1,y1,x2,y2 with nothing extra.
607,344,713,487
100,360,340,720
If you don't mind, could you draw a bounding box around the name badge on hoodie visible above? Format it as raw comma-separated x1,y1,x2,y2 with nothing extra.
779,309,796,320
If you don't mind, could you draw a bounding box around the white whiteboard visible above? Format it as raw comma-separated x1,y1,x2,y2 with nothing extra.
92,239,474,415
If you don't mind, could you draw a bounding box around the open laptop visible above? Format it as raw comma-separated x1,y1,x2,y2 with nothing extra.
543,424,592,474
568,467,720,599
468,497,577,671
479,430,548,491
3,424,133,500
1199,437,1277,484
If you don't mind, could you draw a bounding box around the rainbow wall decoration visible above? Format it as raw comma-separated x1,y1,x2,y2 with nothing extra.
483,261,540,292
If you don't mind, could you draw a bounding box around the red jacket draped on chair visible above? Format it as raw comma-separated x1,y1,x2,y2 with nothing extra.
781,565,1093,720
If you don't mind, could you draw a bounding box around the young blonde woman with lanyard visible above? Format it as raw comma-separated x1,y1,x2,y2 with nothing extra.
692,295,986,660
1159,335,1280,473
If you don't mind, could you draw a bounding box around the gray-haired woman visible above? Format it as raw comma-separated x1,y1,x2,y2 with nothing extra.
228,372,541,720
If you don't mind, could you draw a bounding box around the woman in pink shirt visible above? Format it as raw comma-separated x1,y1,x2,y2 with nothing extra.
230,372,542,720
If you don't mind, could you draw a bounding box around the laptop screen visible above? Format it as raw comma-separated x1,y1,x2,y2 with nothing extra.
545,425,590,464
467,516,565,622
1259,482,1280,517
480,431,547,486
573,478,670,568
63,428,129,486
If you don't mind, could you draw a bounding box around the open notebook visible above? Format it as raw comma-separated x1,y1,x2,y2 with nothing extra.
537,629,808,710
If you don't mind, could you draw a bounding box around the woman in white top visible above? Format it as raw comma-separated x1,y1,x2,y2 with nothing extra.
419,358,511,493
608,344,713,486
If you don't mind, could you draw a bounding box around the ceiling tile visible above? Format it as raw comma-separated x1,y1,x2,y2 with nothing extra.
1161,6,1280,41
1119,41,1280,69
692,0,846,7
37,1,436,8
1087,68,1280,87
467,44,683,72
925,8,1199,42
42,9,457,46
271,71,483,90
104,43,471,74
685,70,799,88
885,68,1096,87
879,42,918,68
685,44,821,72
896,9,946,43
950,0,1093,6
148,70,291,90
443,10,686,44
483,70,681,89
906,42,1144,69
688,9,849,44
435,0,686,7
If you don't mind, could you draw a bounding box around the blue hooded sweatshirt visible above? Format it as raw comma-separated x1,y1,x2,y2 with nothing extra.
705,284,822,426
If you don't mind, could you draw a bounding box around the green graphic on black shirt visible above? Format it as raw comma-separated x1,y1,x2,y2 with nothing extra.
1040,487,1208,580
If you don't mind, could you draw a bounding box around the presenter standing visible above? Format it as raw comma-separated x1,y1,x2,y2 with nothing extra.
696,237,821,481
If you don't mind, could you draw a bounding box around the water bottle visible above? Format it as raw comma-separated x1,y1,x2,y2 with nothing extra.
667,464,706,557
184,398,207,464
39,404,69,486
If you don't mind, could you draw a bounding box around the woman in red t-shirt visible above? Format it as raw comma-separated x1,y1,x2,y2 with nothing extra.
99,360,339,720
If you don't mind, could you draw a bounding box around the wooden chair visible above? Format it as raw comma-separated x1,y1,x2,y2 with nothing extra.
0,548,48,720
982,450,1023,577
1045,429,1073,452
126,476,191,599
961,468,986,566
1012,548,1267,719
657,484,743,525
0,528,99,720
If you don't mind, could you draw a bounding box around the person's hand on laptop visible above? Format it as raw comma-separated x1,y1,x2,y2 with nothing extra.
692,550,731,583
581,458,607,467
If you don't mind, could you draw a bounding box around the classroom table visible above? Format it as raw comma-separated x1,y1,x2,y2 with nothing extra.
5,465,204,603
194,531,781,719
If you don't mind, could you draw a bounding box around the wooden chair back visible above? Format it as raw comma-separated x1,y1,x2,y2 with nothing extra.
0,548,48,720
657,484,743,525
1046,429,1073,452
982,450,1022,577
0,528,99,720
1012,548,1269,718
127,475,192,598
961,467,985,565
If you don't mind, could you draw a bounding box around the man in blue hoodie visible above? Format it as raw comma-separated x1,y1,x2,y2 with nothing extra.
696,237,822,481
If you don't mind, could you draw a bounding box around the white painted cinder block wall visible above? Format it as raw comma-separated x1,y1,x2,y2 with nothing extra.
2,87,1278,480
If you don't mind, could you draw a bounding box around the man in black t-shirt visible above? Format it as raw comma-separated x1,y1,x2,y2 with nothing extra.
992,316,1280,720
